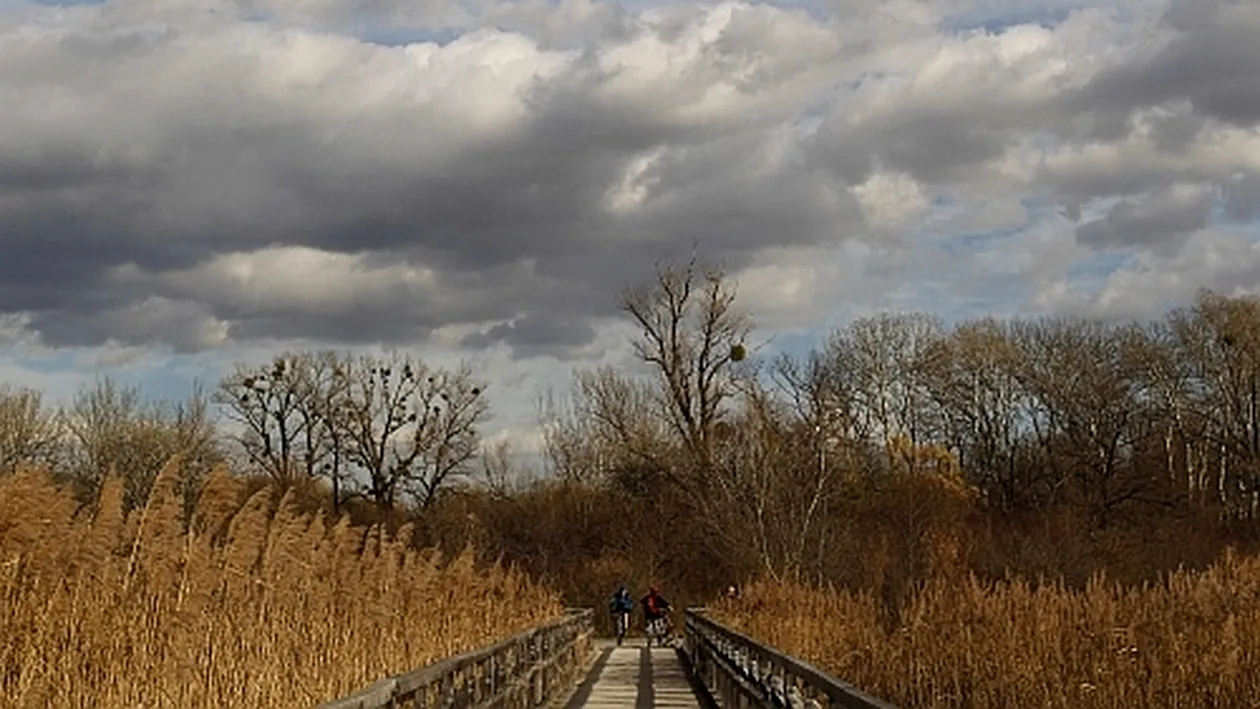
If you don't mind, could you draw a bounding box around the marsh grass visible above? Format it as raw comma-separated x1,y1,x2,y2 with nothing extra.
0,460,562,708
713,550,1260,708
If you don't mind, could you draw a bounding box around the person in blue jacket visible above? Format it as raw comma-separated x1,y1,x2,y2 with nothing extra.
609,583,634,644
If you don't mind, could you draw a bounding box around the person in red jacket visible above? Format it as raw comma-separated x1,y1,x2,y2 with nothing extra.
640,586,672,646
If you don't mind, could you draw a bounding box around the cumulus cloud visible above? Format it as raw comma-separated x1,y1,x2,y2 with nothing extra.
1038,226,1260,321
2,0,1260,451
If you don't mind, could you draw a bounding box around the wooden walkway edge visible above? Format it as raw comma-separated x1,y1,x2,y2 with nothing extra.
557,639,709,709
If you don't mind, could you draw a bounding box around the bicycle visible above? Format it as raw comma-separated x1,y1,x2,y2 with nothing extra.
613,611,631,645
645,613,673,648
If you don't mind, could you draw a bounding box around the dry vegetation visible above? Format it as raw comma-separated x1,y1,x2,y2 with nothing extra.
0,460,561,709
9,255,1260,705
713,552,1260,708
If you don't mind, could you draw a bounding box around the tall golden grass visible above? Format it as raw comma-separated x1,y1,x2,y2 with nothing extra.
0,460,563,708
713,551,1260,708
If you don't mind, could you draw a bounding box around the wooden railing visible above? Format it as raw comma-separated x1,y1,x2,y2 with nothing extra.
315,608,594,709
682,609,900,709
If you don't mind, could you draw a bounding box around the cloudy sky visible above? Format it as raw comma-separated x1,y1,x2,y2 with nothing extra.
1,0,1258,460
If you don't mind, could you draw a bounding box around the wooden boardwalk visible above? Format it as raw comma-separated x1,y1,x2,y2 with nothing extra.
559,639,704,708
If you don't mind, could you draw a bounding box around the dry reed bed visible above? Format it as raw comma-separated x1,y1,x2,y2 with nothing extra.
0,461,563,708
713,556,1260,708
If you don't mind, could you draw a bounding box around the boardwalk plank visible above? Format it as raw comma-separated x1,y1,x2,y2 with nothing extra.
561,640,700,709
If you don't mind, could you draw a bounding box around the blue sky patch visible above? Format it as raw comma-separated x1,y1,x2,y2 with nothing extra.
939,227,1025,255
939,2,1081,36
12,349,78,375
1066,248,1133,281
359,26,465,47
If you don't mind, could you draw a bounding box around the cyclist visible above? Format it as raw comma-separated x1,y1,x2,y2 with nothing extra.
609,584,634,645
640,586,672,647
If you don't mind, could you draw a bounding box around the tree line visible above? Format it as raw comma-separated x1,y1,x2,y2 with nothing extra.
3,256,1260,618
531,260,1260,610
0,354,490,526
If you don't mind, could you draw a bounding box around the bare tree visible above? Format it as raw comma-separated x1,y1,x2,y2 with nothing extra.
773,346,874,448
1007,319,1154,527
299,351,353,510
920,318,1042,511
0,385,63,475
64,377,221,512
332,353,489,514
1165,291,1260,518
479,438,540,497
601,255,847,578
620,254,754,485
708,382,845,579
538,386,597,483
215,353,324,484
842,314,944,464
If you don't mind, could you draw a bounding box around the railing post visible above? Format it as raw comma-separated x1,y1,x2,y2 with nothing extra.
316,609,593,709
681,608,901,709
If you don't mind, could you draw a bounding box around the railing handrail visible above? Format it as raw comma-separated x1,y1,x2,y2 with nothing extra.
684,608,899,709
317,607,594,709
395,608,591,693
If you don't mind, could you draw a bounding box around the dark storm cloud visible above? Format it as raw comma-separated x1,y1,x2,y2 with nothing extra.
1075,184,1213,250
462,312,597,359
1071,0,1260,129
0,2,860,357
2,0,1259,359
27,298,224,354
